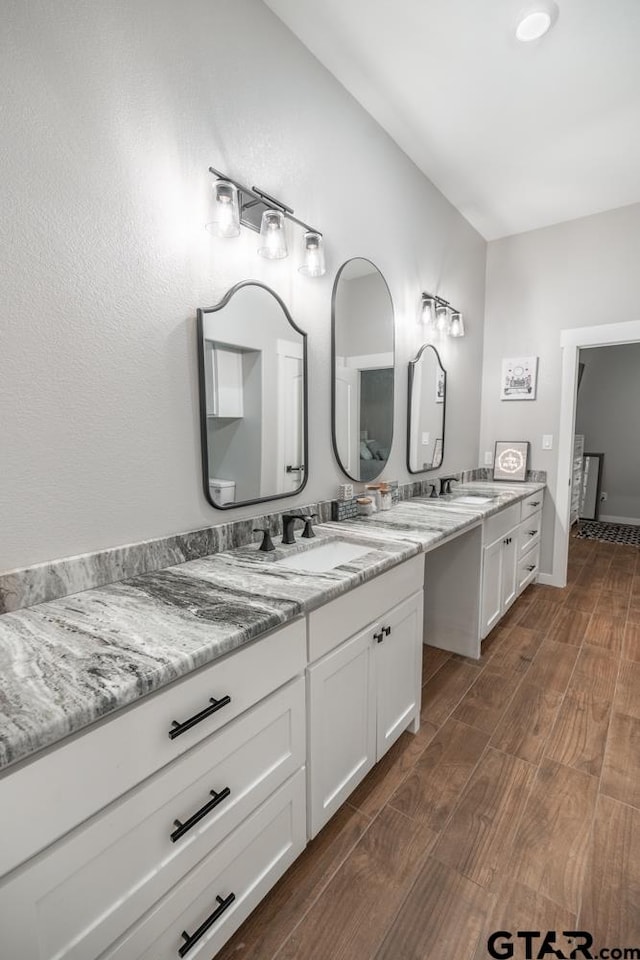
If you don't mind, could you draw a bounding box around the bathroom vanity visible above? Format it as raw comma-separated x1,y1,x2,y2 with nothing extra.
0,481,543,960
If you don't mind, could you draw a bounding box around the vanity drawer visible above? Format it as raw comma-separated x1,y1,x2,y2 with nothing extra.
0,618,306,878
0,679,305,960
517,545,540,593
520,490,544,520
102,769,306,960
308,554,423,662
518,511,542,557
482,503,520,546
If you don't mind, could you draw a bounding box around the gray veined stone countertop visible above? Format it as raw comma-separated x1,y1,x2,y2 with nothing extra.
0,481,544,772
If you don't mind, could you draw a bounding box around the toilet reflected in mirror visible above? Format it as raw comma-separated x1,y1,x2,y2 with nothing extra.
407,344,446,473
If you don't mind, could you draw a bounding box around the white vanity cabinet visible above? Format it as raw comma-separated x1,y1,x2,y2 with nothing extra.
0,620,307,960
480,491,544,638
306,556,424,837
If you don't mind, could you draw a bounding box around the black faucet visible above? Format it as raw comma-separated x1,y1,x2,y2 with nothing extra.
253,528,275,552
281,513,303,545
301,514,317,538
439,476,459,496
428,483,439,498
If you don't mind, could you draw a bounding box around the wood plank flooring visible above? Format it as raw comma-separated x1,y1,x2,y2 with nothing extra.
216,537,640,960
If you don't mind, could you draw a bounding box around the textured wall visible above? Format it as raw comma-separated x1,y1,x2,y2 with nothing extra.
0,0,486,572
481,201,640,574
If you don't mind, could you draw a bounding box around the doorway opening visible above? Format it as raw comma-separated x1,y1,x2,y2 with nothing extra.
553,319,640,586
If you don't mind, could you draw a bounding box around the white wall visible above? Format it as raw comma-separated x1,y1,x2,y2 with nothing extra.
0,0,486,572
481,202,640,573
576,343,640,523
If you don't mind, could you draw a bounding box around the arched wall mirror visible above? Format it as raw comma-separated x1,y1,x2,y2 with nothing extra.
197,281,308,509
407,344,446,473
332,258,395,482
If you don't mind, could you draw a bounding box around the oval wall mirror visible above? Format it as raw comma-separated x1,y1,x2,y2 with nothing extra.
197,281,308,509
332,258,395,482
407,343,446,473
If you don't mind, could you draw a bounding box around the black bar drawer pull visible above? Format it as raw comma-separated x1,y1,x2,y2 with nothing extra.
171,787,231,843
169,695,231,740
526,564,536,572
374,630,384,643
179,893,235,957
528,529,538,536
383,625,391,637
530,500,541,507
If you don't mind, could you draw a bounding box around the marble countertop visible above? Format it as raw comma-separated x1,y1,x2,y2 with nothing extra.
0,481,544,772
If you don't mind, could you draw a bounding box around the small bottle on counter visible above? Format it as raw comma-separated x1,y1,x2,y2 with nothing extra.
379,483,392,511
365,484,382,511
356,496,375,516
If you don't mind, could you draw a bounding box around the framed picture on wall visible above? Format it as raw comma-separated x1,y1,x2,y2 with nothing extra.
493,441,530,482
500,356,538,400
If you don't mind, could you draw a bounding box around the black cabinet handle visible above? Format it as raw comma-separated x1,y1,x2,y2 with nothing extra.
171,787,231,843
528,529,538,536
169,696,231,740
374,630,384,643
383,625,391,636
526,564,536,572
179,893,235,957
530,501,541,507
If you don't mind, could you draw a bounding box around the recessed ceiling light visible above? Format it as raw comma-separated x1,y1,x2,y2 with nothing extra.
515,3,559,42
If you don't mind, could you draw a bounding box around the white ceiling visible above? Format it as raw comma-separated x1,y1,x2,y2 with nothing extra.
263,0,640,240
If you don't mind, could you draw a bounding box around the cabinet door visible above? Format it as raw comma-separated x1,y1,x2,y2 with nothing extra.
307,627,376,837
481,537,503,638
501,528,518,612
375,592,423,759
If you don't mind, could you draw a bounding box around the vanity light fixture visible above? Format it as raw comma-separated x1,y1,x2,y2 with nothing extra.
421,292,465,338
449,311,465,338
299,231,326,277
207,180,241,238
208,166,326,276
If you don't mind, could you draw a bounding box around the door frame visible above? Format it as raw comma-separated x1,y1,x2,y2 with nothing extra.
553,319,640,586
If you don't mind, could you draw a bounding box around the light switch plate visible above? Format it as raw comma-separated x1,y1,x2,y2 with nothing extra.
542,434,553,450
484,451,493,465
422,432,430,445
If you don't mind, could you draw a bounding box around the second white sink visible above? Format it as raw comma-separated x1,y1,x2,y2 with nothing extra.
274,541,371,573
454,495,494,505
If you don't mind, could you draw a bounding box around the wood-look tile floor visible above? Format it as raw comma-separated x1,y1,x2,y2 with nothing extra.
216,537,640,960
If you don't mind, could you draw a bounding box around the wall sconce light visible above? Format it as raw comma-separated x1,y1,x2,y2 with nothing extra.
421,292,465,338
208,166,326,277
449,311,465,337
258,209,288,260
207,180,241,238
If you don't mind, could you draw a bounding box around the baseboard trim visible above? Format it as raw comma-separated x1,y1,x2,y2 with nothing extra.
599,514,640,527
537,572,564,588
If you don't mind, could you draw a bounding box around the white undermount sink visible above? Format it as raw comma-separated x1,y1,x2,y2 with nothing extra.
274,540,371,573
454,495,495,505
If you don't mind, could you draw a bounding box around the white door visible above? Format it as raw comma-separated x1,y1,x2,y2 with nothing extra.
276,342,304,492
307,627,376,837
481,536,503,638
334,363,359,476
375,592,423,759
501,528,519,612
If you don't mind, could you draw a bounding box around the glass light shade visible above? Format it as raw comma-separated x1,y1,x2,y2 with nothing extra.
299,231,326,277
435,304,451,335
421,295,436,331
206,180,240,238
449,311,465,337
258,210,288,260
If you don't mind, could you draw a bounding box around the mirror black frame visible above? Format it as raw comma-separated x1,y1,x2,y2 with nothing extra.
196,280,309,510
407,343,447,474
331,257,396,483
